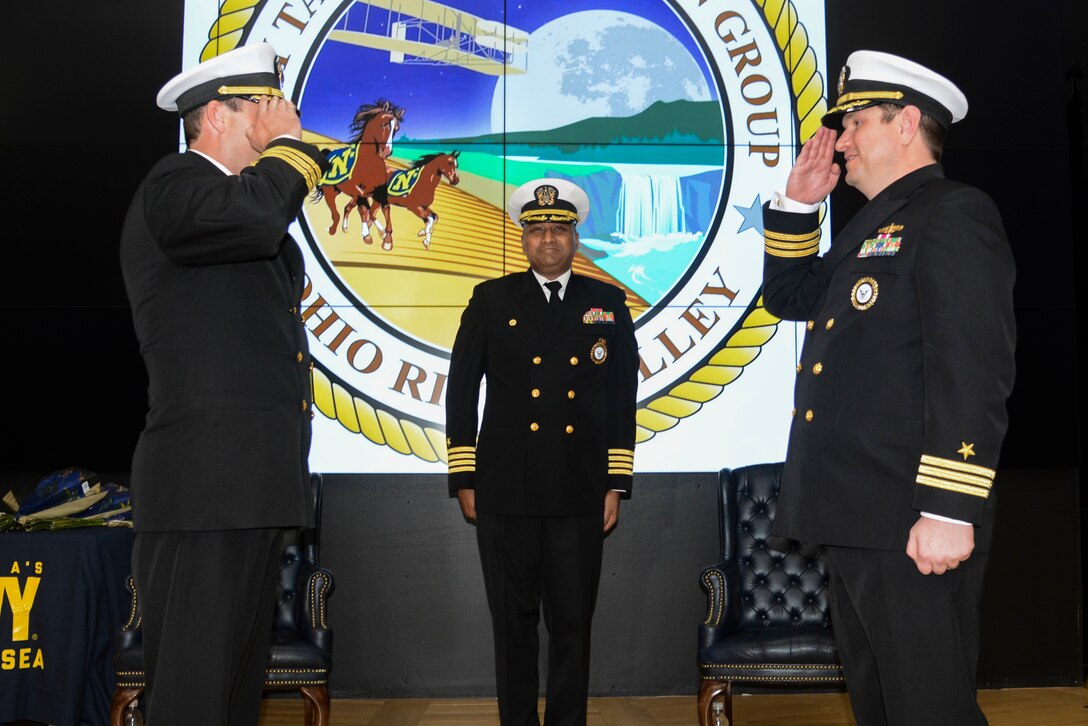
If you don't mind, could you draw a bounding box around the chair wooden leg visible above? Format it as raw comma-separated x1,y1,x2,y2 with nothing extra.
110,687,143,726
300,684,330,726
724,681,734,725
697,679,731,726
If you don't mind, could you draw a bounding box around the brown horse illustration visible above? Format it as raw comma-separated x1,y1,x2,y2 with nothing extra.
368,151,460,251
313,99,405,246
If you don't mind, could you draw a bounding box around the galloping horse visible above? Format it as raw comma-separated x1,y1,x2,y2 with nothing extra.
368,151,460,251
313,99,405,245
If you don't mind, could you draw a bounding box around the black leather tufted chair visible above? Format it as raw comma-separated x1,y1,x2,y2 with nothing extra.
110,473,335,726
696,464,843,725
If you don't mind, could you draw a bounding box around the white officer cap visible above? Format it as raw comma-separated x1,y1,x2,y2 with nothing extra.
507,178,590,228
157,43,284,115
824,50,968,129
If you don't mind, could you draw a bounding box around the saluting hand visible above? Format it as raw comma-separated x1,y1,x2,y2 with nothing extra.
247,95,302,153
785,126,841,205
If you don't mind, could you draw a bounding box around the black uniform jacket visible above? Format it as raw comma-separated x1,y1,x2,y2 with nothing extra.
121,139,329,532
762,164,1015,550
446,270,639,517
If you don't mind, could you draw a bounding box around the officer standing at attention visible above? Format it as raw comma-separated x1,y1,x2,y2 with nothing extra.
446,178,639,726
761,51,1015,725
121,44,328,725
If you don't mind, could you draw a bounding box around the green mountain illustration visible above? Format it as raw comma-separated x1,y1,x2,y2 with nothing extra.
408,99,724,147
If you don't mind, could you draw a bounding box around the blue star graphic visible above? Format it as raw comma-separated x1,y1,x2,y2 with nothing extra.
734,194,764,236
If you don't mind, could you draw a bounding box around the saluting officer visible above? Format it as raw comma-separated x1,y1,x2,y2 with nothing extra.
446,178,639,726
762,51,1015,725
121,44,328,725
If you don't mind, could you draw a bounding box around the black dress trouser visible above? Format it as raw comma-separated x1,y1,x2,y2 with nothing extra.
826,546,989,726
133,528,284,726
476,513,604,726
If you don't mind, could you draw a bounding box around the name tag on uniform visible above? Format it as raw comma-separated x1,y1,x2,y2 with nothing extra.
583,308,615,324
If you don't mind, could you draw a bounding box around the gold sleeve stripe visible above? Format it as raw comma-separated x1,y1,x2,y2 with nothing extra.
608,455,634,462
765,237,819,250
448,454,475,464
276,146,322,190
260,146,320,189
765,229,819,243
260,148,316,189
917,465,992,490
608,468,634,476
766,244,820,258
919,455,996,479
916,475,990,499
608,448,635,456
447,446,476,454
766,241,820,254
448,465,476,474
261,145,314,177
765,229,820,258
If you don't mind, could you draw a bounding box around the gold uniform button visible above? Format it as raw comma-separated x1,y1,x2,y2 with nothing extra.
533,356,542,365
567,390,575,399
805,409,814,422
825,318,835,330
531,388,540,398
290,306,297,314
796,363,802,374
791,408,796,417
813,363,823,375
570,356,579,365
509,319,517,326
806,320,814,330
565,425,574,434
302,400,309,412
297,351,304,363
530,422,539,432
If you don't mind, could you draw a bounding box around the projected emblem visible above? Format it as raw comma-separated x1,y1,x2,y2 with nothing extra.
187,0,829,471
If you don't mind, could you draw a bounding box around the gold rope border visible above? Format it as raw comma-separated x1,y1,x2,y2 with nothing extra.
635,298,778,443
199,0,262,62
310,367,448,462
204,0,826,462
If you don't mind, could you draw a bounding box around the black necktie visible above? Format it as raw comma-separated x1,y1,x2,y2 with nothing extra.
545,281,563,314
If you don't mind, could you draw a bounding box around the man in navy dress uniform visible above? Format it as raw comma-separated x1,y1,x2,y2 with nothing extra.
446,179,639,726
121,43,328,725
761,51,1016,724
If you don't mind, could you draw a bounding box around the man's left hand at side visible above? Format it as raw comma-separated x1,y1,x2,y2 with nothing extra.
603,490,621,533
906,516,975,575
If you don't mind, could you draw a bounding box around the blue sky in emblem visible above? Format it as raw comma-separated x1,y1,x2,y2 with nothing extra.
298,0,717,142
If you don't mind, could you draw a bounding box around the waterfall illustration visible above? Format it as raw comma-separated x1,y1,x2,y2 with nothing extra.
615,173,687,238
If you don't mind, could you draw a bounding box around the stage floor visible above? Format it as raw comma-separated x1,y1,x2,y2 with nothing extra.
258,687,1088,725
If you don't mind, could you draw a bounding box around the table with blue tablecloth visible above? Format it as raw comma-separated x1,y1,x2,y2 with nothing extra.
0,527,132,726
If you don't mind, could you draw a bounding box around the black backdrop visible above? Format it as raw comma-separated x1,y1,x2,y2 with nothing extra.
2,0,1084,695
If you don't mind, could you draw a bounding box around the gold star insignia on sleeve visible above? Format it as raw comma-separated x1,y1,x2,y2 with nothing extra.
957,442,976,461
